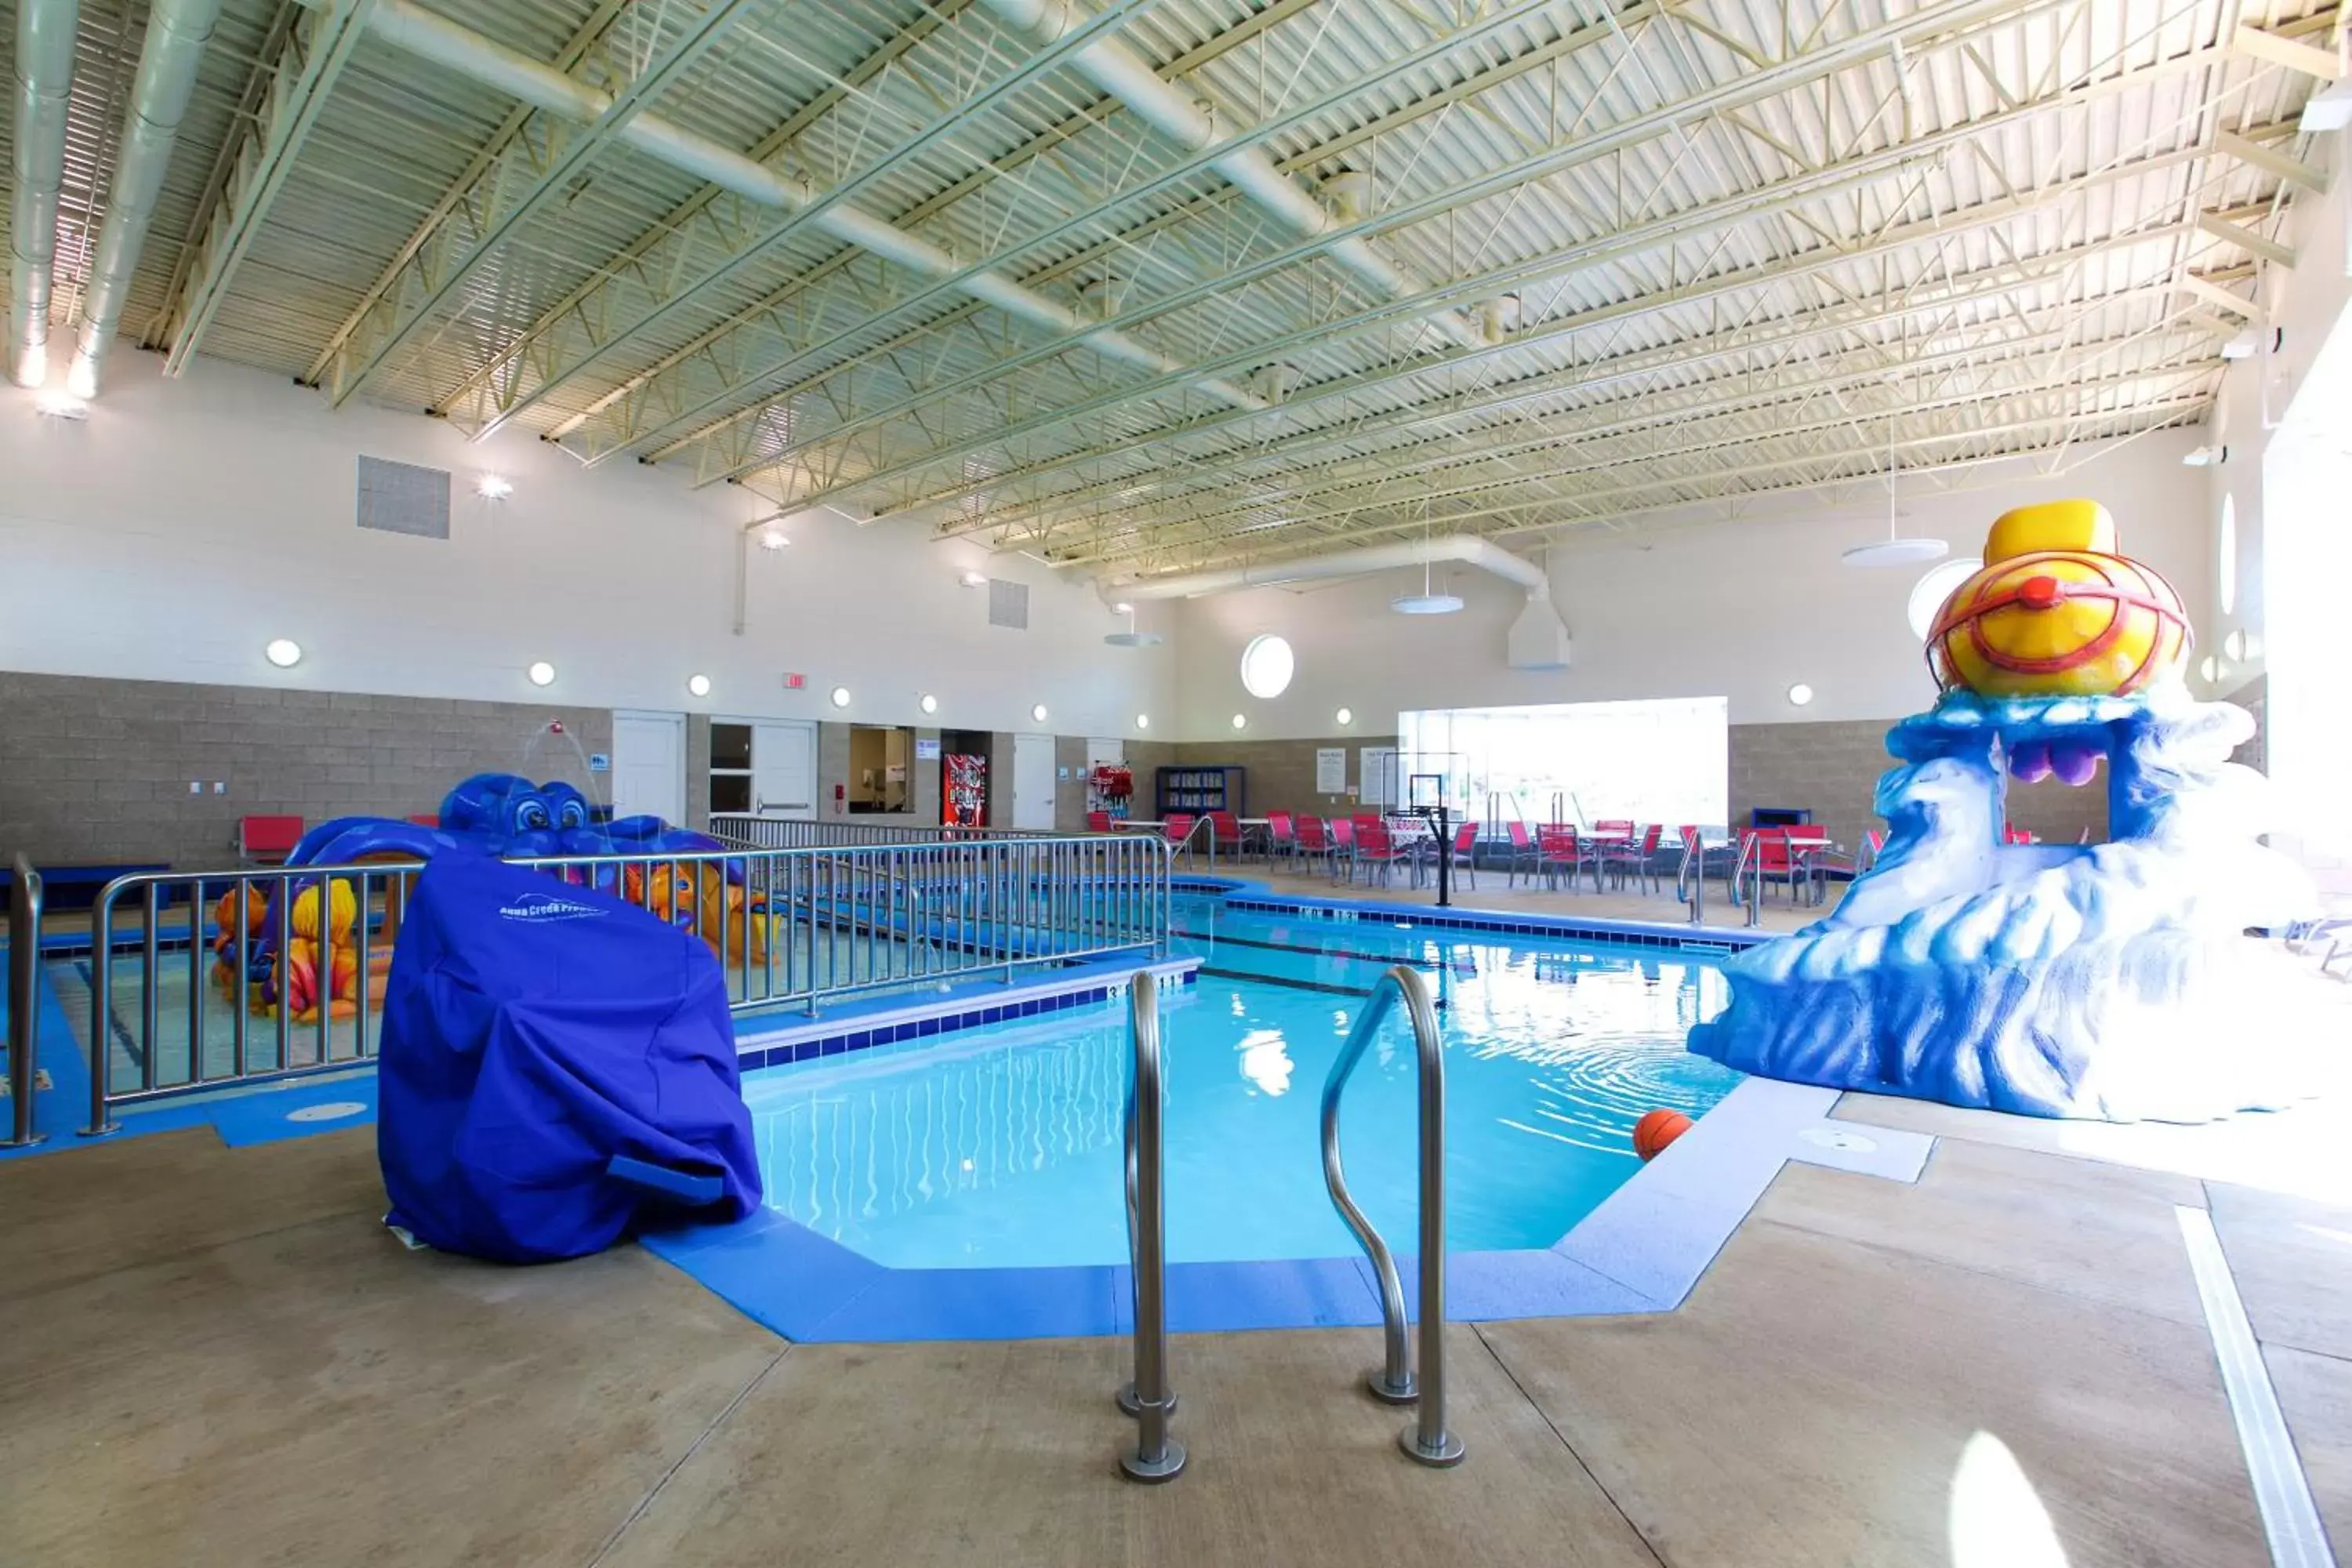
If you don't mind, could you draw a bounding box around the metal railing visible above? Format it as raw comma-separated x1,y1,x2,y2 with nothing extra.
1675,830,1708,927
7,854,44,1149
1321,964,1465,1468
82,833,1169,1134
1727,832,1765,928
709,813,1058,849
1118,969,1183,1482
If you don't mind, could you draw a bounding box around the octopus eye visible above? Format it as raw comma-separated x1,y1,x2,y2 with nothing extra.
516,799,552,832
557,798,587,829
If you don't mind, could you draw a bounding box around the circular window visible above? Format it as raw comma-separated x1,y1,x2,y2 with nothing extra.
1240,634,1295,699
1907,558,1983,641
2218,493,2238,615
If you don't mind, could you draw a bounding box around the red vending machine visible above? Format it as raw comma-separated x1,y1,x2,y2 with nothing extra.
943,753,987,828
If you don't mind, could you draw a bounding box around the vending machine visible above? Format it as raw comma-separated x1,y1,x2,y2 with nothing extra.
942,753,987,828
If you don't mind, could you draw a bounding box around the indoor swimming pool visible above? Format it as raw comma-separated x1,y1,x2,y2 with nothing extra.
739,900,1743,1270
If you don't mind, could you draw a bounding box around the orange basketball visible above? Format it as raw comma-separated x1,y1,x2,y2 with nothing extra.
1632,1109,1693,1162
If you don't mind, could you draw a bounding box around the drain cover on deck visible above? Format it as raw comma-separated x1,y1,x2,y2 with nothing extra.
286,1101,369,1123
1797,1125,1879,1154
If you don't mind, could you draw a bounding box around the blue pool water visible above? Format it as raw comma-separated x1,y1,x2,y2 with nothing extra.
739,900,1741,1269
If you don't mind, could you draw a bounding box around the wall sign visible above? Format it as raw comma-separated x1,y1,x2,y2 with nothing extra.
1314,747,1347,793
1359,747,1397,807
915,738,942,760
586,753,610,773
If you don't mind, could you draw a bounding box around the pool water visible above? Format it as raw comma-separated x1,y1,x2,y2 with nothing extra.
740,899,1741,1269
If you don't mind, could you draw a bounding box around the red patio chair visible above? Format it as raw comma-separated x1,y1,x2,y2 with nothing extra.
1537,825,1593,893
235,815,304,866
1353,819,1408,887
1086,810,1113,833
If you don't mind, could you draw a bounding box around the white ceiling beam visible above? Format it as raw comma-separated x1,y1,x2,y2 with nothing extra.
2214,128,2328,193
312,0,768,408
2176,271,2263,318
2230,23,2346,80
158,0,376,373
2196,211,2296,270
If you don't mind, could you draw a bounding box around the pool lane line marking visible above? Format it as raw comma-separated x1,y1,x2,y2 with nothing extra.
2175,1205,2336,1568
1174,926,1478,973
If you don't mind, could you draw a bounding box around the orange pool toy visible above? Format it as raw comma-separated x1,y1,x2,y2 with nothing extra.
1926,499,2190,698
1632,1108,1693,1162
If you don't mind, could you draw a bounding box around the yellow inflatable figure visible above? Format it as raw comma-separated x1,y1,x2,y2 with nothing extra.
1926,499,2190,698
693,864,784,969
275,880,361,1022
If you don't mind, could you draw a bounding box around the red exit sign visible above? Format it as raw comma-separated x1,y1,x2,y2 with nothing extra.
782,672,806,690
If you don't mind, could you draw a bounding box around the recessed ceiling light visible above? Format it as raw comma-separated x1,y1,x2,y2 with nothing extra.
829,685,852,708
528,661,556,687
1335,706,1353,726
760,527,789,550
687,673,711,698
476,474,513,499
1232,713,1248,730
1031,703,1049,724
1787,682,1815,706
264,638,302,669
919,693,938,715
1135,713,1150,730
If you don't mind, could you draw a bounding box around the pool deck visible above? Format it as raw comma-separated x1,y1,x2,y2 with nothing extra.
4,1083,2347,1564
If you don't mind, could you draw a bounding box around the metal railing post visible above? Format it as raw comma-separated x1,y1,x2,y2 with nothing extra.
1320,964,1465,1468
1119,969,1184,1482
6,855,45,1148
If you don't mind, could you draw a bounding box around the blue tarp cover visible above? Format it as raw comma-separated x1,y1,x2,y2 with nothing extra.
379,852,760,1262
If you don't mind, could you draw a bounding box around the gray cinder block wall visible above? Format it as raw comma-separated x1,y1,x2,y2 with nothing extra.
0,670,612,867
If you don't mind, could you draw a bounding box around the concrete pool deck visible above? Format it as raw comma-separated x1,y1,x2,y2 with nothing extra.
2,1090,2346,1565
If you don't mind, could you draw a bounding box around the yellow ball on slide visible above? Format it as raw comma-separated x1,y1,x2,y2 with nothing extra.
1926,500,2190,699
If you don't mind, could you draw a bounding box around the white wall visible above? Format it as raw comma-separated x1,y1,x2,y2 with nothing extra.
0,354,1177,738
1170,430,2211,738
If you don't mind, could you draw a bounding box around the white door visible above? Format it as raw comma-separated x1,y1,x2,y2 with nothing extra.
1011,733,1057,830
611,713,685,826
753,720,817,818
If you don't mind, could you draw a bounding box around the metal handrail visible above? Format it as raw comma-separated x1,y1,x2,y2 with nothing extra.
7,854,44,1149
1729,831,1764,928
80,831,1171,1134
1675,830,1707,926
1320,964,1465,1468
1117,969,1183,1481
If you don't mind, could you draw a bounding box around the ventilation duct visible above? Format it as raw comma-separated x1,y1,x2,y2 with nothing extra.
9,0,80,388
1120,535,1573,670
67,0,224,398
974,0,1483,351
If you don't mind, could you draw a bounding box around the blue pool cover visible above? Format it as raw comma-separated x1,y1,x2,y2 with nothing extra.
378,853,760,1262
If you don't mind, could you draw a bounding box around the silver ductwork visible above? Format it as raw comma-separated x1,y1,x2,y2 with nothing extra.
1121,536,1572,669
975,0,1485,352
9,0,80,388
67,0,223,397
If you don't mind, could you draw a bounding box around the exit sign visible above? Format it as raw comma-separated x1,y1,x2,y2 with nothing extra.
782,672,806,690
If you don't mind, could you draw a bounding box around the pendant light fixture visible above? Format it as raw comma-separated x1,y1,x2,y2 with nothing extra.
1842,410,1949,567
1103,601,1163,647
1392,510,1465,614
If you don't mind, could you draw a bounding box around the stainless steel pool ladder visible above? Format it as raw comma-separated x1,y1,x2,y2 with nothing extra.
1322,964,1465,1467
1118,969,1184,1482
7,854,44,1149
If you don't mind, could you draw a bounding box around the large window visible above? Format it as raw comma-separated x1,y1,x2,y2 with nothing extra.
1397,697,1729,828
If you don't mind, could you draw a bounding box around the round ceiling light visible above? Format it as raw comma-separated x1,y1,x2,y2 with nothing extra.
1841,538,1950,567
1232,713,1247,730
919,693,938,715
829,685,852,708
1390,592,1465,615
1240,633,1295,697
527,661,557,687
687,673,712,698
1787,683,1815,706
1031,703,1049,724
263,638,302,669
1335,706,1354,727
1135,713,1150,730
